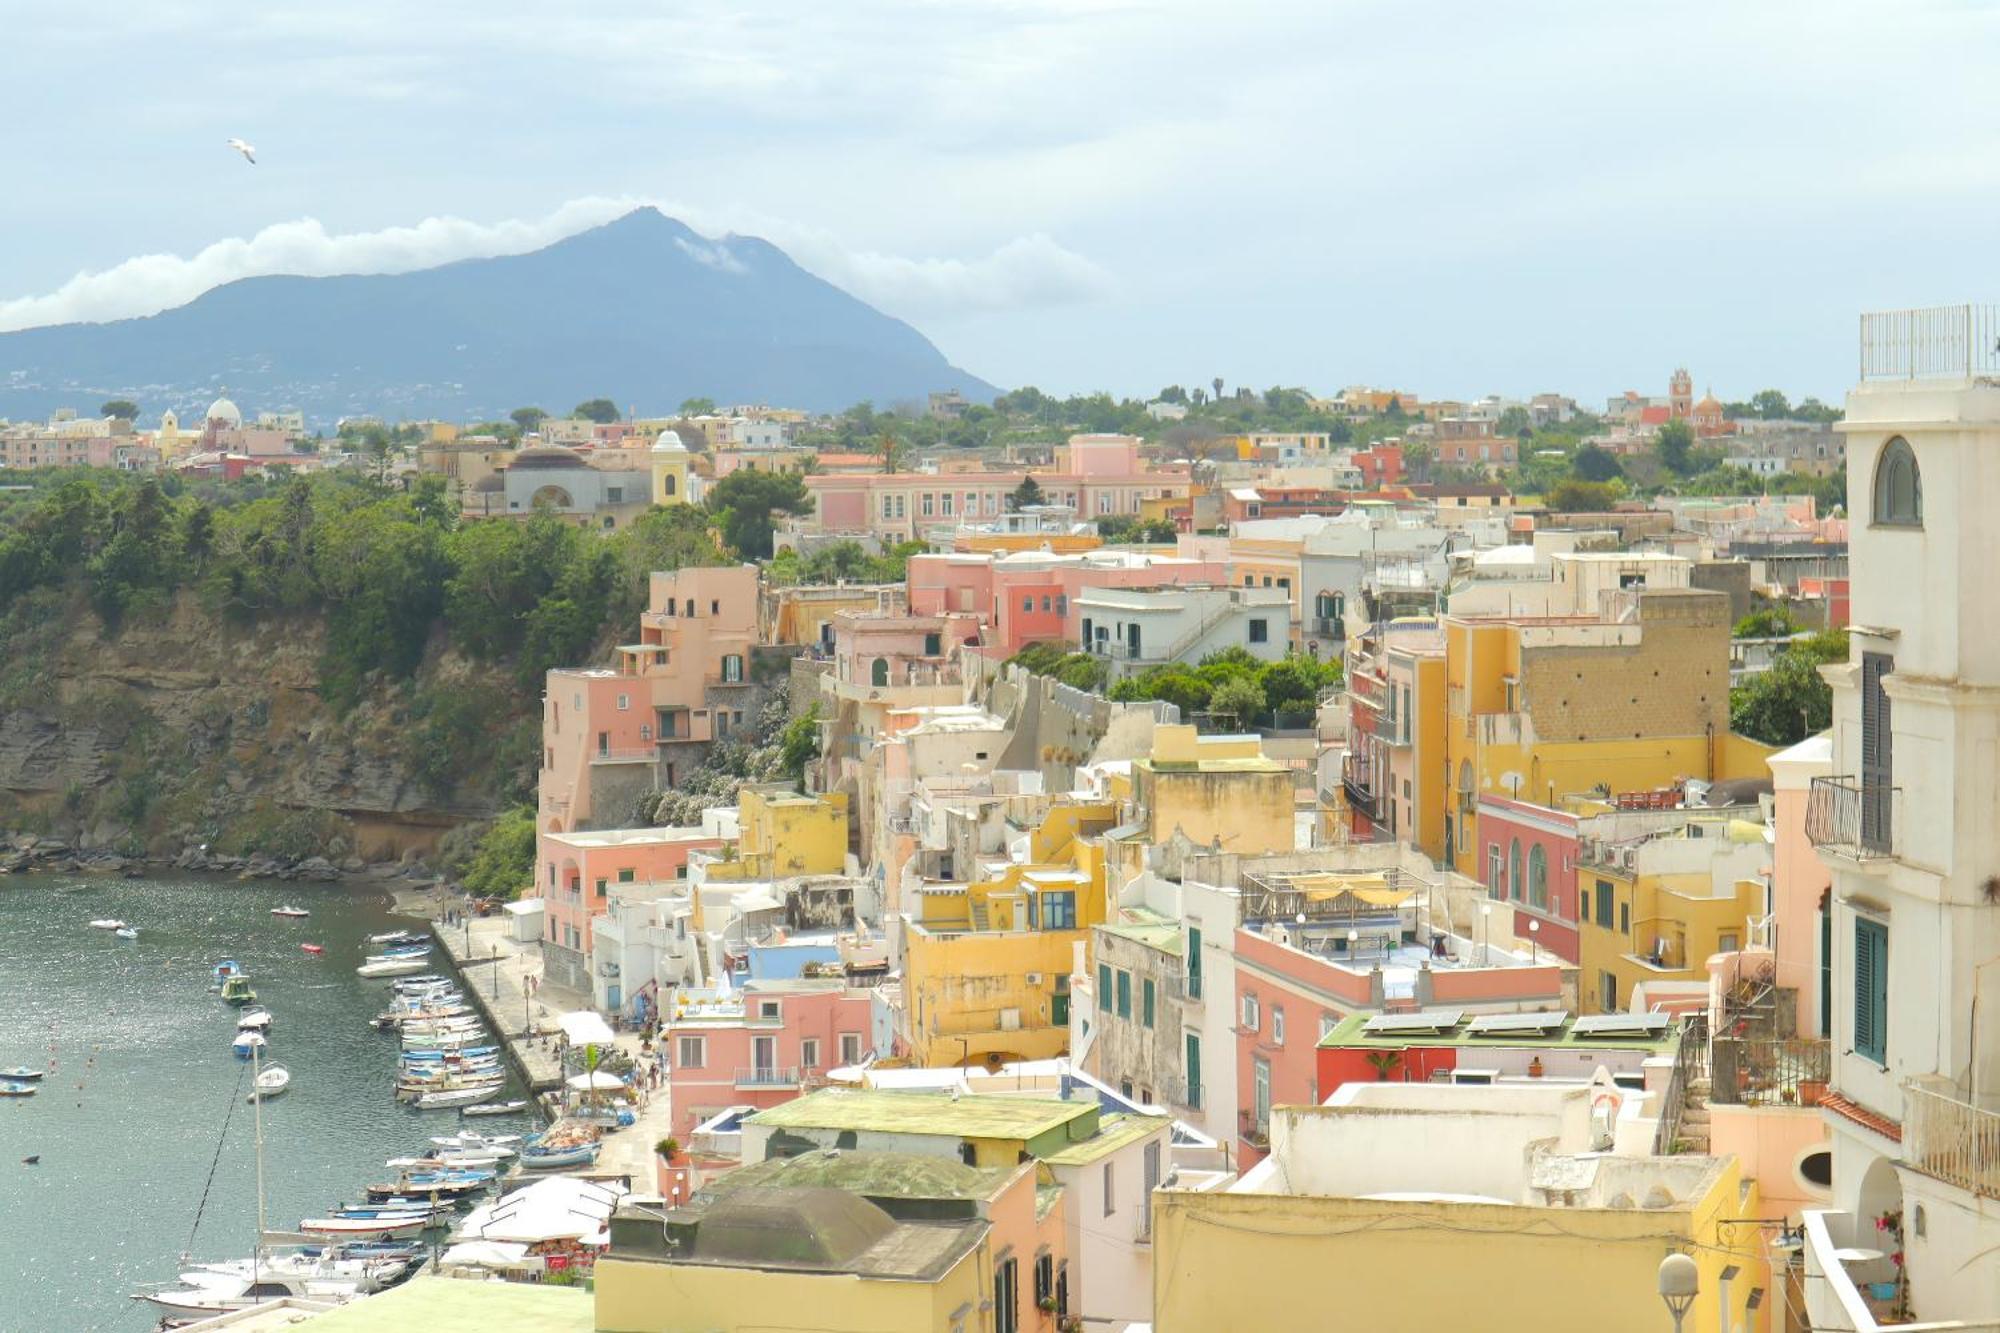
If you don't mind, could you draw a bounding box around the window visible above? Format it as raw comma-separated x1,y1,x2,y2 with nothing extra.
1261,575,1273,587
1023,596,1035,612
1103,1162,1117,1215
1041,595,1052,612
607,486,624,504
1620,901,1630,935
893,495,905,518
617,868,635,883
639,723,652,741
1872,436,1922,526
1142,979,1156,1028
921,493,934,517
677,1036,706,1069
1528,846,1548,910
1187,925,1203,998
882,495,894,518
1116,970,1132,1019
1855,917,1888,1064
1055,594,1067,616
801,1039,820,1069
1595,878,1614,929
994,1256,1019,1333
871,658,889,687
1600,971,1618,1012
1098,962,1113,1007
1240,992,1259,1033
1185,1031,1203,1109
616,693,629,710
1487,844,1503,898
1141,1139,1161,1238
594,878,607,898
839,1033,862,1065
1034,1253,1054,1309
1509,839,1523,901
1248,618,1269,644
1861,652,1895,851
722,654,744,683
1272,1006,1286,1045
710,600,719,616
1042,891,1077,930
1252,1056,1271,1133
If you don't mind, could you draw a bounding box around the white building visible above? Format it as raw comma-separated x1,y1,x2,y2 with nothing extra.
1075,584,1291,679
1801,305,2000,1332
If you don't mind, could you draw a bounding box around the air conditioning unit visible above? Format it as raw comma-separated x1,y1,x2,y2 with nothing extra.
1025,972,1045,987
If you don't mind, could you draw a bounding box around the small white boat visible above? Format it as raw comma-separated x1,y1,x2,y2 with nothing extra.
114,926,139,940
430,1130,522,1151
0,1067,45,1082
369,928,427,946
460,1099,529,1118
235,1008,274,1032
412,1085,501,1110
356,957,429,979
231,1032,267,1060
88,919,126,931
247,1066,291,1101
271,905,310,918
299,1214,431,1238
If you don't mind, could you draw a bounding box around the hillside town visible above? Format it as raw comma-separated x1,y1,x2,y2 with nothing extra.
8,306,1996,1333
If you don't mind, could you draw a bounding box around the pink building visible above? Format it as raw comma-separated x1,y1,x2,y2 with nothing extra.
905,549,1226,657
803,434,1191,542
1766,733,1832,1038
662,979,876,1142
1472,796,1583,964
537,826,724,991
830,608,979,690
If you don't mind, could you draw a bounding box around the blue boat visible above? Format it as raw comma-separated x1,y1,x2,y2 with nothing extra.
209,959,244,990
519,1142,601,1169
231,1032,268,1060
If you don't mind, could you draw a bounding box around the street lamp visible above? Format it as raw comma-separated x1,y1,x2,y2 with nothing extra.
1528,918,1540,965
1658,1252,1698,1332
1347,927,1360,963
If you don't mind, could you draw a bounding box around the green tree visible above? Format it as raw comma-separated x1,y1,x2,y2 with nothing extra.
704,469,813,559
100,399,140,421
1208,674,1266,730
1654,418,1695,476
510,407,549,436
1729,630,1847,745
1008,475,1045,511
1571,443,1623,482
1496,406,1533,437
572,398,620,424
777,704,822,786
1750,389,1792,420
1734,607,1801,639
1545,479,1624,512
678,397,717,416
455,806,538,899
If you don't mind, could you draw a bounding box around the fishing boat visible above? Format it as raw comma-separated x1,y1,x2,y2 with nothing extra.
88,918,126,930
368,928,428,946
1,1066,45,1081
247,1066,290,1101
460,1099,530,1118
270,905,310,919
411,1085,502,1110
298,1214,432,1239
114,926,139,940
235,1008,274,1032
388,974,454,993
220,975,257,1006
518,1141,601,1169
0,1079,37,1097
231,1032,268,1060
300,943,324,956
385,1152,508,1171
133,1269,375,1316
356,957,429,979
210,959,244,990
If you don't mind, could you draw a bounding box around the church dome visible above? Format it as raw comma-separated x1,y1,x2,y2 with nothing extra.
652,429,689,454
205,396,242,427
508,443,588,471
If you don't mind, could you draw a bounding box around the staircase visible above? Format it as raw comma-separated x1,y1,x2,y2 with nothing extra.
1678,1073,1713,1153
970,899,990,931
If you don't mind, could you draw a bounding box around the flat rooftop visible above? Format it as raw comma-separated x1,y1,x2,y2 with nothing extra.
294,1277,592,1332
547,825,719,848
1319,1009,1677,1052
748,1088,1090,1141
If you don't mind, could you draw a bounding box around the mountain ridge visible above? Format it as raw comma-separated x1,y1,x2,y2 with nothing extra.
0,207,996,424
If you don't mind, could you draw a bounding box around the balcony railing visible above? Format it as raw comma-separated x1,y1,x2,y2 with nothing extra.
1341,773,1380,823
1710,1037,1830,1107
734,1066,802,1088
1806,776,1898,860
1903,1078,2000,1198
1860,303,2000,380
591,747,660,765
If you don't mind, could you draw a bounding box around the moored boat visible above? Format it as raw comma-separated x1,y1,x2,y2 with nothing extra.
368,928,428,946
220,975,256,1006
1,1066,45,1081
114,926,139,940
247,1066,290,1101
235,1008,274,1032
356,957,428,979
230,1032,267,1060
271,905,310,918
0,1079,37,1097
518,1141,601,1169
88,918,126,930
298,1214,432,1238
301,943,324,956
411,1085,502,1111
460,1099,529,1118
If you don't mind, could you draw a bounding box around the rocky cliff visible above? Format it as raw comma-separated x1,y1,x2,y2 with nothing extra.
0,589,528,867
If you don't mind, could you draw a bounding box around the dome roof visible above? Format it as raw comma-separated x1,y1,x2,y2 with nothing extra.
205,397,242,427
1695,389,1723,411
508,444,587,471
651,429,689,454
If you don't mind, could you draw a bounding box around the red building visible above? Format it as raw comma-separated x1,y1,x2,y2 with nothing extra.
1470,796,1582,964
1349,443,1404,490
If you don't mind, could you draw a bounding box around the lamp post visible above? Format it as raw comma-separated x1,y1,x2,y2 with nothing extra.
1479,904,1492,966
1528,918,1540,965
1658,1252,1698,1333
1347,927,1360,963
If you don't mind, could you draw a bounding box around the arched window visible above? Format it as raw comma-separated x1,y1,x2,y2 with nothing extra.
663,472,677,496
1872,437,1922,526
870,657,889,687
1528,845,1548,911
1509,838,1523,901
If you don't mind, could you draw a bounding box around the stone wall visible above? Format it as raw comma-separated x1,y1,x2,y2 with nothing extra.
1521,590,1731,745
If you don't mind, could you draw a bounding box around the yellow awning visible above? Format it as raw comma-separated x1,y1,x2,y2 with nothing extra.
1291,873,1412,907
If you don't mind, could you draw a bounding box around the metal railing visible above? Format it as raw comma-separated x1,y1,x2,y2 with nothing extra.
1860,304,2000,381
1653,1012,1710,1155
1710,1037,1829,1107
1167,970,1204,1003
591,747,659,764
1903,1078,2000,1198
1806,776,1898,859
733,1066,801,1088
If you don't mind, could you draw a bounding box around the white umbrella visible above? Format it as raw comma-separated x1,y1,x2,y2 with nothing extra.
440,1240,532,1269
567,1071,625,1091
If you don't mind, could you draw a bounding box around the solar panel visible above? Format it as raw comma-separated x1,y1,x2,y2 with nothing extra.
1360,1009,1465,1036
1570,1013,1672,1038
1464,1010,1569,1036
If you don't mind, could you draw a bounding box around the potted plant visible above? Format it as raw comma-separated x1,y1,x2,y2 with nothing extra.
1364,1050,1403,1081
656,1137,682,1162
1039,1295,1059,1313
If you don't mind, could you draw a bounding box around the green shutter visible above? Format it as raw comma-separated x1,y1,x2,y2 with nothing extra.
1185,1032,1202,1109
1854,918,1888,1064
1116,970,1131,1019
1098,963,1112,1004
1143,979,1156,1028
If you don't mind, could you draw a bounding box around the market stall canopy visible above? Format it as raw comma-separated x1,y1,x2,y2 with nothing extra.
454,1176,629,1244
557,1011,616,1047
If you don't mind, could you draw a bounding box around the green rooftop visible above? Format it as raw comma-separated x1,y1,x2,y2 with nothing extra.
748,1087,1095,1144
1318,1010,1680,1053
1040,1112,1172,1167
711,1149,1014,1201
298,1277,593,1332
1100,917,1184,956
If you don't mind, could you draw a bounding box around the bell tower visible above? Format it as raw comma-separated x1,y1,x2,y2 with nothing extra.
1668,367,1693,418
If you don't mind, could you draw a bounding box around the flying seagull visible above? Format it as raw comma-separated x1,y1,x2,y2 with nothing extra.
226,138,256,165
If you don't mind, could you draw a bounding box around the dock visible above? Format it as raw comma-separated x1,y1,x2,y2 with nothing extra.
435,917,564,1093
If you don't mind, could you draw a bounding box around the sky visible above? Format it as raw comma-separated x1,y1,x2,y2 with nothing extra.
3,0,1999,406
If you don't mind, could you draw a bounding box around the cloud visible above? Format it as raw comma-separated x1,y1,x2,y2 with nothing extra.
0,197,1111,333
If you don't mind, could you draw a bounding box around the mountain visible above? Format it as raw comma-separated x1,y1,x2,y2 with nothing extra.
0,208,997,425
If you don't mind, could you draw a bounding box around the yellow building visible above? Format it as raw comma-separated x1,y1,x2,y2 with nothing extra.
1126,725,1295,866
1152,1087,1770,1333
704,784,850,882
900,800,1116,1066
650,430,693,506
1575,813,1771,1013
954,529,1103,556
1437,589,1775,875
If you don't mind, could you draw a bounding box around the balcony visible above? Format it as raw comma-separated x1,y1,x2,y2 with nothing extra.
1807,776,1899,861
1710,1037,1830,1107
591,747,660,765
1903,1077,2000,1198
1166,969,1204,1005
1239,1109,1269,1151
734,1066,802,1089
1860,303,2000,380
1342,774,1380,824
